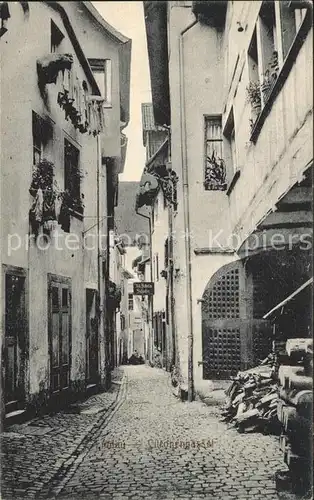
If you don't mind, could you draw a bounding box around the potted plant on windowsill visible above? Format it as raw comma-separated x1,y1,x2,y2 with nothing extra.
246,80,262,114
262,51,279,103
204,152,227,191
29,159,59,236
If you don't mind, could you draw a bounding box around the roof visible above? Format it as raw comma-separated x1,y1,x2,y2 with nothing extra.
81,2,132,126
44,1,101,95
115,182,150,246
82,1,130,44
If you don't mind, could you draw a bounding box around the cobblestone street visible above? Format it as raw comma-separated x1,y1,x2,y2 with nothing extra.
2,365,291,500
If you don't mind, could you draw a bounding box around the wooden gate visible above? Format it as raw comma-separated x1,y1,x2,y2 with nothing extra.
202,261,248,379
48,274,71,396
202,261,272,379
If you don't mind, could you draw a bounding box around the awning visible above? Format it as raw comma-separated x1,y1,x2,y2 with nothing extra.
263,277,313,319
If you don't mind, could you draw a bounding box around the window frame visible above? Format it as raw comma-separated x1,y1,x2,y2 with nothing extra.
32,111,54,166
88,58,112,107
248,1,311,142
223,108,238,175
155,253,159,282
204,115,227,191
64,138,83,216
128,293,134,311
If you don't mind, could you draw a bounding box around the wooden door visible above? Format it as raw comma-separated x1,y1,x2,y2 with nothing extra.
4,267,27,407
202,262,248,379
48,275,71,395
86,289,99,384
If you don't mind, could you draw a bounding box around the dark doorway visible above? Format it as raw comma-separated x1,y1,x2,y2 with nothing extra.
3,266,27,411
86,289,99,385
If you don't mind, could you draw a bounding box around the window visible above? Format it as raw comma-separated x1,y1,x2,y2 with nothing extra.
128,293,134,311
89,59,112,105
120,314,125,330
258,1,278,104
205,116,223,159
248,29,260,86
248,0,309,133
155,253,159,282
0,2,10,37
51,20,64,53
164,238,169,269
259,1,277,73
32,111,53,165
33,114,43,165
278,1,306,60
204,116,227,191
247,29,262,123
64,139,82,212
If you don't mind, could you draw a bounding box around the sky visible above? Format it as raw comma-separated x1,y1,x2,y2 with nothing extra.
92,1,152,181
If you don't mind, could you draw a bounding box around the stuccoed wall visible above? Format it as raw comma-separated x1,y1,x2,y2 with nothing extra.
0,2,112,405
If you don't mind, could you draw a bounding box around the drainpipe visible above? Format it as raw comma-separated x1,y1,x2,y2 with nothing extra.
96,135,104,386
179,19,198,402
166,133,177,369
135,207,154,361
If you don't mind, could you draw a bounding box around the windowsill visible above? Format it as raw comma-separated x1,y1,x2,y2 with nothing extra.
226,169,241,196
250,10,312,144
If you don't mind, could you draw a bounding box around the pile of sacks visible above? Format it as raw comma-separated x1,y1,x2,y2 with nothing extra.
221,354,280,434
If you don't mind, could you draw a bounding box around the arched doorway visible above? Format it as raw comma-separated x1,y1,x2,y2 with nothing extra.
201,260,272,379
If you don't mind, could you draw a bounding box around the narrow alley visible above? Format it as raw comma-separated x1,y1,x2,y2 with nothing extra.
2,366,285,500
1,1,312,499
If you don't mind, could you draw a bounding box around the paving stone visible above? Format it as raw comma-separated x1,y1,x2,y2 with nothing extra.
1,365,295,500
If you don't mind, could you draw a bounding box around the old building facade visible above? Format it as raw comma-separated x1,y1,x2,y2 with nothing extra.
0,1,131,422
143,0,312,399
137,104,177,370
115,181,152,362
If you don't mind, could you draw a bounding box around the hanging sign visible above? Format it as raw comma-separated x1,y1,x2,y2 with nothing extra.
133,282,155,296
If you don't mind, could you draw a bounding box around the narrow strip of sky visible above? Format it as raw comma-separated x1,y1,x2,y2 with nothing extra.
92,1,152,181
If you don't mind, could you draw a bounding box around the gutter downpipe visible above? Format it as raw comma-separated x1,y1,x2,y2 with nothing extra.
167,132,176,369
135,207,154,362
179,19,198,402
96,134,104,387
